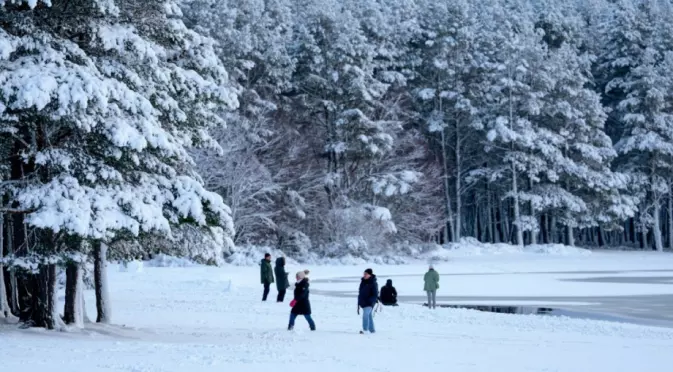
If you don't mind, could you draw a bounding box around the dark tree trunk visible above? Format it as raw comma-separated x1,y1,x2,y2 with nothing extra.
597,226,605,247
0,263,10,318
29,264,58,329
13,214,35,324
63,262,81,325
0,213,9,318
6,215,18,315
94,241,111,323
540,214,549,244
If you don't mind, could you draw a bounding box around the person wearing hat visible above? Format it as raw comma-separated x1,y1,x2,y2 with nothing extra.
423,264,440,309
288,271,316,331
357,268,379,334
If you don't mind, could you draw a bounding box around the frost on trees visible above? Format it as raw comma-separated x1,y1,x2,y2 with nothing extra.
183,0,296,245
479,11,548,247
596,0,673,250
524,44,635,246
283,0,422,254
412,0,487,242
0,0,237,328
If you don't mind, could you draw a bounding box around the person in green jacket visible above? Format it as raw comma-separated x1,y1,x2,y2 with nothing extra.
423,265,439,309
274,256,290,302
260,253,275,301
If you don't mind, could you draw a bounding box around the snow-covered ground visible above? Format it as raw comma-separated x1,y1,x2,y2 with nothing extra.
2,250,673,371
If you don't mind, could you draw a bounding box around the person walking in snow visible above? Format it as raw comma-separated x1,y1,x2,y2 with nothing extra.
423,265,439,309
379,279,398,306
358,268,379,334
274,256,290,302
260,253,275,301
288,271,316,331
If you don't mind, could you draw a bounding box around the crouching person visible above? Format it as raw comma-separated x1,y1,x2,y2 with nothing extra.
288,271,316,331
380,279,398,306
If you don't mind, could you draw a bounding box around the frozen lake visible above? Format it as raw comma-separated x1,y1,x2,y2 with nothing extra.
309,253,673,329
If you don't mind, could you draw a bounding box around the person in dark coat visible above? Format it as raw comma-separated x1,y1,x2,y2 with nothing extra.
260,253,274,301
274,257,290,302
288,271,316,331
379,279,398,306
357,268,379,334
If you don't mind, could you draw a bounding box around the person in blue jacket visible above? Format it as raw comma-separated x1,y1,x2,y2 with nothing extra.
357,268,379,334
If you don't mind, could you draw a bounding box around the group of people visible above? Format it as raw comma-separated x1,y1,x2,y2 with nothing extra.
260,253,441,334
260,253,315,330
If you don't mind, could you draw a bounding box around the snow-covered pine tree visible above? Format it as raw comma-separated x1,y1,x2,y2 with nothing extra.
529,43,636,246
285,0,411,253
0,0,237,328
477,2,549,247
411,0,496,242
596,0,673,250
183,0,296,246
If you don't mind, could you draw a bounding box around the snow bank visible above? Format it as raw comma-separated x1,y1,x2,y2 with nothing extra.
118,260,144,272
225,245,300,266
229,240,591,266
138,240,590,269
439,238,592,258
145,254,196,268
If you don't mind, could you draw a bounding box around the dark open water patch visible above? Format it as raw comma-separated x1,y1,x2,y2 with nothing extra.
422,303,650,325
422,304,554,315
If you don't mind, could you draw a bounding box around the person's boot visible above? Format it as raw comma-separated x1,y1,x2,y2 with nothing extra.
288,325,293,331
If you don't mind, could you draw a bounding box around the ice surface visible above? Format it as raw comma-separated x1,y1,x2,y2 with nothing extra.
1,251,672,371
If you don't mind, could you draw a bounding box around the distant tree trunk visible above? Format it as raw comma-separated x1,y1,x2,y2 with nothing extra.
511,162,523,247
63,262,84,327
94,241,111,323
6,215,18,314
486,187,494,243
502,199,510,243
565,209,575,247
440,128,455,242
528,178,536,245
653,186,664,251
669,186,673,250
550,215,558,244
454,124,462,241
597,226,606,247
495,197,503,243
640,215,647,249
0,214,10,319
627,218,634,245
566,225,575,247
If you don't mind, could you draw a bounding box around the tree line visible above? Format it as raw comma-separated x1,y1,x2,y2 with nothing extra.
186,0,673,255
2,0,672,329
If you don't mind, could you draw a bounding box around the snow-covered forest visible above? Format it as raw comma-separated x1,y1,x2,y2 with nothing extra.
188,0,673,254
2,0,673,328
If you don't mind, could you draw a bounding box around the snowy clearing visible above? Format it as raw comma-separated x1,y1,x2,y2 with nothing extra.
2,251,673,371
